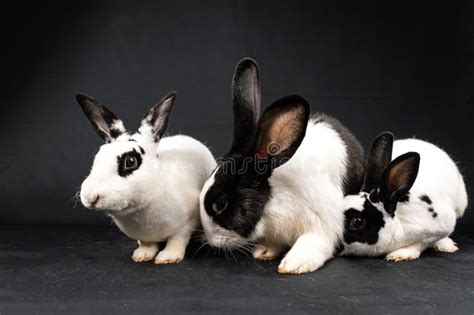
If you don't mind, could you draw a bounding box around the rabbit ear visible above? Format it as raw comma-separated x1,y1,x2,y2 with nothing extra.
140,91,176,141
379,152,420,215
252,95,310,171
227,58,261,156
362,132,394,192
76,94,126,143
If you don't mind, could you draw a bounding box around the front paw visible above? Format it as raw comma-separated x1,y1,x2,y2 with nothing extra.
253,245,281,261
132,244,159,262
385,247,420,262
154,250,184,265
278,256,322,275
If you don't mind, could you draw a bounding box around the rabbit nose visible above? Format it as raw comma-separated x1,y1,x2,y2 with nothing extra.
88,194,101,206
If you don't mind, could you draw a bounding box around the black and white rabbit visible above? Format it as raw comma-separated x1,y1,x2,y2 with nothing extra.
199,58,365,274
77,92,216,264
341,132,468,261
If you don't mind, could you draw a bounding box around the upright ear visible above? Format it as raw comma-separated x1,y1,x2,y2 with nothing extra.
140,91,176,141
252,95,310,170
227,58,261,156
379,152,420,215
76,94,126,143
362,132,394,192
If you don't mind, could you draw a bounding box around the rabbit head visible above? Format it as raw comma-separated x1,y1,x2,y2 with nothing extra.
77,92,176,213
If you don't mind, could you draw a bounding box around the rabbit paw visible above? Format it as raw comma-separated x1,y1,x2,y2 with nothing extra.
433,237,459,253
278,256,320,275
385,246,421,262
253,245,281,261
132,243,159,262
154,249,184,265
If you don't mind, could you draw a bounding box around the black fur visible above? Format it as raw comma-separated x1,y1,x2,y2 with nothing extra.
228,58,261,156
368,187,409,209
362,132,394,193
369,189,379,203
427,207,438,218
343,198,385,245
399,192,410,203
142,91,176,141
110,128,123,139
203,158,271,238
419,194,432,205
76,93,125,142
312,113,365,195
117,149,143,177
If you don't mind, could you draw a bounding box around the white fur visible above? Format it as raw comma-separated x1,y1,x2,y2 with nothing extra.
200,119,349,274
341,138,468,260
81,134,216,263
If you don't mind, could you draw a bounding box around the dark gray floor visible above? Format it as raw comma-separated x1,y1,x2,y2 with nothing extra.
1,224,473,314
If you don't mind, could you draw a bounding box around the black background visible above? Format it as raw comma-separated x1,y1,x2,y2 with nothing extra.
2,0,473,228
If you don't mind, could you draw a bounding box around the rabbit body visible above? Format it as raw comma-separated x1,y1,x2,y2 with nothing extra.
342,134,467,261
199,59,364,274
77,92,216,264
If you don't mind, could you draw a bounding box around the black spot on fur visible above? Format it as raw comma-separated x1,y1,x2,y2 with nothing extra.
399,192,410,203
129,139,137,142
312,113,365,195
138,146,145,154
428,207,438,218
343,198,385,245
109,128,122,139
419,194,432,205
203,157,271,238
117,149,142,177
373,189,409,208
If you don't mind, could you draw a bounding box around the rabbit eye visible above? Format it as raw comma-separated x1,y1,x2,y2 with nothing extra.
125,156,137,170
349,217,366,230
212,198,228,214
118,150,142,177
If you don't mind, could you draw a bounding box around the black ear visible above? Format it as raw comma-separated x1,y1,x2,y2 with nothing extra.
76,93,126,143
141,91,176,141
379,152,420,215
362,132,394,192
227,58,261,156
252,95,310,171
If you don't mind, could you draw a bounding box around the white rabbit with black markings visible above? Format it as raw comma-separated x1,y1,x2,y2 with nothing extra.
199,58,365,274
77,91,216,264
341,131,468,261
